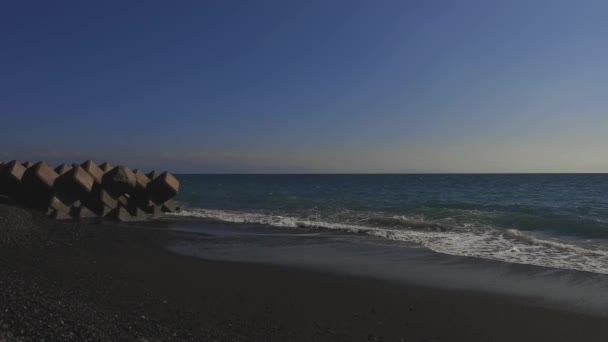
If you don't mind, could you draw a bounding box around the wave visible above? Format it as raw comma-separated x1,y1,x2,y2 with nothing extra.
168,208,608,275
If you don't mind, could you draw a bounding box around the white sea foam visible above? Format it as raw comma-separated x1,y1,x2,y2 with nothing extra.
168,208,608,275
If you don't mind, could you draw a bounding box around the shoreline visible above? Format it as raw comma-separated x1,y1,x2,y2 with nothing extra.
2,204,608,341
165,217,608,317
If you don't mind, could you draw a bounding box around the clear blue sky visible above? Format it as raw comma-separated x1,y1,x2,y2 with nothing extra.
1,0,607,173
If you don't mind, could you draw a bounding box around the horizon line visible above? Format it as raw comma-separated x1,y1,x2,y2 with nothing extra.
174,172,608,175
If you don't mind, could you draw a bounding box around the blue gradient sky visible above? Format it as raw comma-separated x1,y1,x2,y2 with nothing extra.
1,0,607,173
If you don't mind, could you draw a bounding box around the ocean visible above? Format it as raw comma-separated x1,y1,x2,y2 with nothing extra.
167,174,608,275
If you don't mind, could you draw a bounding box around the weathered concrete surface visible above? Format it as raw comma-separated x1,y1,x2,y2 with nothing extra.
161,199,177,213
81,160,104,184
0,162,5,195
147,171,160,181
57,166,94,193
25,162,58,189
2,160,179,221
0,161,27,197
126,205,146,220
20,161,58,208
99,162,113,173
131,169,153,208
45,196,71,220
149,172,179,203
48,196,70,213
139,200,163,216
99,206,113,217
55,166,95,203
102,166,136,197
54,164,72,175
75,206,98,219
2,160,27,183
149,204,164,216
133,169,151,190
117,195,129,207
86,188,117,217
98,189,118,209
50,209,72,220
108,206,132,221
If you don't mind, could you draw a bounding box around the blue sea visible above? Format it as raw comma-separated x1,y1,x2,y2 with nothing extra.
167,174,608,276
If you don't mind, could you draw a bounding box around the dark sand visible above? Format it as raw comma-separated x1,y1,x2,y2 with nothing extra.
1,203,608,341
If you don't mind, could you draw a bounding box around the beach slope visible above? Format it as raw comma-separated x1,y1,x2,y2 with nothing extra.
1,204,607,341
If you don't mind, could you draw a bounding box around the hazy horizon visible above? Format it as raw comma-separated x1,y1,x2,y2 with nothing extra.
2,0,607,173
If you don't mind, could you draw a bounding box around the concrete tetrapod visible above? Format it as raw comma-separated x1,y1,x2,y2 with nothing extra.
102,166,136,198
148,172,179,204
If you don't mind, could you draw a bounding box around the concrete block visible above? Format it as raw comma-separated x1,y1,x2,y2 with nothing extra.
56,166,95,200
133,169,151,190
81,160,104,184
50,209,72,220
149,172,179,203
150,204,164,216
2,160,27,183
125,197,148,218
102,166,136,197
108,206,132,221
139,200,161,215
75,206,98,219
86,188,117,217
22,161,33,169
161,199,177,212
99,189,118,209
20,161,58,207
128,206,146,220
0,163,5,195
48,195,69,212
54,164,72,175
99,206,113,217
147,171,160,181
0,160,27,198
117,195,129,207
99,162,113,173
25,161,58,189
55,165,95,207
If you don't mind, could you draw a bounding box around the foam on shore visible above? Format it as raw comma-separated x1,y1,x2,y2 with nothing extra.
169,208,608,275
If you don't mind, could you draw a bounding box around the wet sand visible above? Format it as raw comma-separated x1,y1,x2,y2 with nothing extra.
1,203,608,341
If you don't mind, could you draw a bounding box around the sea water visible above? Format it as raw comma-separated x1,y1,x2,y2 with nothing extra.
168,174,608,275
153,174,608,314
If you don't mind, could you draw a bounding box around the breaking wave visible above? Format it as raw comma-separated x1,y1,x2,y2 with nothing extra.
168,208,608,275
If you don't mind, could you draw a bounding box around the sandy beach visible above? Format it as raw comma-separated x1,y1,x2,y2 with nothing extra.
1,203,607,341
3,0,608,340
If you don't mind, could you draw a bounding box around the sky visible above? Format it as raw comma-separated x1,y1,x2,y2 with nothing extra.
1,0,607,173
